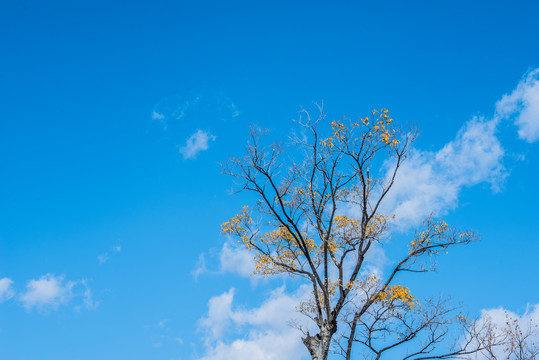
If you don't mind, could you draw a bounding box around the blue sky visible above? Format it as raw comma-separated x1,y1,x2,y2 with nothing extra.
1,1,539,359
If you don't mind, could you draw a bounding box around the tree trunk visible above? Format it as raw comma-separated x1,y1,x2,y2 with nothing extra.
302,325,335,360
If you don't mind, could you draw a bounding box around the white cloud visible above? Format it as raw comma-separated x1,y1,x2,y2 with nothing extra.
436,117,506,189
481,303,539,334
192,238,262,283
113,245,121,252
496,68,539,143
199,288,236,340
192,242,254,281
380,68,539,227
0,277,15,303
198,286,311,360
381,116,506,228
199,331,307,360
219,242,255,278
472,304,539,359
179,130,216,159
19,274,75,311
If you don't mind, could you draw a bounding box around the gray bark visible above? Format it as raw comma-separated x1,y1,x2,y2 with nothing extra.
302,324,335,360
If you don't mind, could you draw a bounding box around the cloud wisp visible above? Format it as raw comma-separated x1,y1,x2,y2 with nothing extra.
98,254,109,264
11,274,97,313
179,130,216,159
150,91,240,160
151,91,239,132
381,116,506,228
98,245,122,265
0,277,15,303
496,68,539,143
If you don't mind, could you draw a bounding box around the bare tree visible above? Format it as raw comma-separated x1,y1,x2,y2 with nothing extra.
501,312,539,360
221,106,499,360
336,297,500,360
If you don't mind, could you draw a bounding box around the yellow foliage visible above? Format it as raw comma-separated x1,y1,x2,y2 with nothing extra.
375,285,417,309
317,109,401,150
408,216,475,255
221,205,251,235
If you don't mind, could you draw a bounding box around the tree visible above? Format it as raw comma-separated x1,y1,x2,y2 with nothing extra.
221,106,502,360
501,312,539,360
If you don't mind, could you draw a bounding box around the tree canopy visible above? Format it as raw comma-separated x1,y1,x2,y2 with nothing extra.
221,106,522,360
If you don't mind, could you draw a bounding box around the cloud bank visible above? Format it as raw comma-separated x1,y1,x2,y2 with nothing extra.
198,286,310,360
